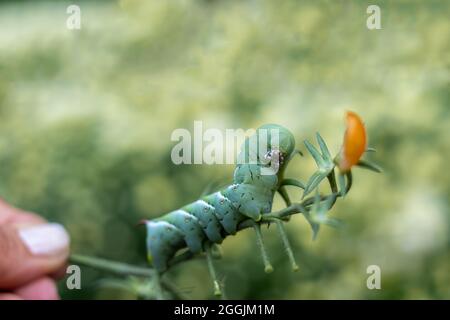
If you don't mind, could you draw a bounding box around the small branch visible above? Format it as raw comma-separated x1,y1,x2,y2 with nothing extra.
236,193,340,232
69,254,186,300
70,254,154,278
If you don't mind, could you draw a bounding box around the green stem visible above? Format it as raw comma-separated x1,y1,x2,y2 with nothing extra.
327,170,338,193
326,170,339,207
70,254,154,277
69,254,186,300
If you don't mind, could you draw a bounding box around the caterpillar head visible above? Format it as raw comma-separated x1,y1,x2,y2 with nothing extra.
238,124,295,175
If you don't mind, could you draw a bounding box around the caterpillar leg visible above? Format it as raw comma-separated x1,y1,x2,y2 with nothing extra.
205,242,223,297
252,222,273,273
274,219,299,272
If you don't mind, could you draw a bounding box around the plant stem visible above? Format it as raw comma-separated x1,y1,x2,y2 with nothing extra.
70,254,154,277
69,254,187,300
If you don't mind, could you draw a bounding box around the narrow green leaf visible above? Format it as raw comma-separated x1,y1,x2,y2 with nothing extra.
304,140,324,167
280,178,306,190
366,147,377,153
316,132,332,161
312,188,321,211
311,222,320,240
356,159,382,173
322,217,343,228
302,211,320,240
322,193,335,211
303,172,327,198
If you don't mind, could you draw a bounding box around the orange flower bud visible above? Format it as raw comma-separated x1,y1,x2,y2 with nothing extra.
338,111,367,172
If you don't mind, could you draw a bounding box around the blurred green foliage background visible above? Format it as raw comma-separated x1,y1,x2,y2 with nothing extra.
0,0,448,299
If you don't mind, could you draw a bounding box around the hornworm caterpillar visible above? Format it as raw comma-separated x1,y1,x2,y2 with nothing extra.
143,124,293,266
141,116,380,297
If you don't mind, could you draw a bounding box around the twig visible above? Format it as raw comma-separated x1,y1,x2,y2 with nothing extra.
70,254,154,277
69,254,186,300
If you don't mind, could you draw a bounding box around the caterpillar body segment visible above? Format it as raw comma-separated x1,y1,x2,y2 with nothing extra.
145,221,185,272
183,200,224,244
205,191,243,235
145,173,279,272
159,210,204,253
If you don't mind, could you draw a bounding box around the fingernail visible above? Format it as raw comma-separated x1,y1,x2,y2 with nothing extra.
18,223,70,256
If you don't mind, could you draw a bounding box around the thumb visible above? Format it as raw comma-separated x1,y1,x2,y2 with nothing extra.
0,222,70,289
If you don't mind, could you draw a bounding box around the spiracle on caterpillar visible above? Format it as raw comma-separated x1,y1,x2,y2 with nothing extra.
136,112,381,298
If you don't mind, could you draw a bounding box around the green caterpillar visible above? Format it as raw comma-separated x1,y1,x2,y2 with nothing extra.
143,124,294,271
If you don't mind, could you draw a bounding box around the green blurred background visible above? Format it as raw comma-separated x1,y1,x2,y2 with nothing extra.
0,0,448,299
